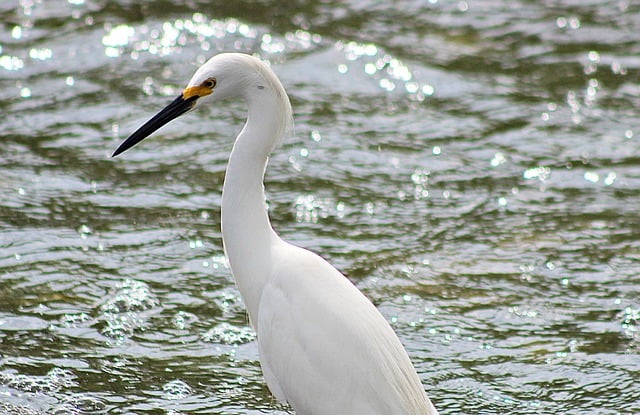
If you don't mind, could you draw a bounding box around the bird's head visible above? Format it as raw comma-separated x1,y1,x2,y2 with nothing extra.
112,53,288,157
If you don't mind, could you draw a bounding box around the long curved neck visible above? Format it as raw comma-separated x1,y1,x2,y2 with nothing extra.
221,91,286,327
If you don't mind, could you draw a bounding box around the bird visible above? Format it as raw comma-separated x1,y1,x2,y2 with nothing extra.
113,52,439,415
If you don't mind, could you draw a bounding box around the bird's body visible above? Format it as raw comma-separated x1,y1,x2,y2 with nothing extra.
258,242,435,414
113,53,439,415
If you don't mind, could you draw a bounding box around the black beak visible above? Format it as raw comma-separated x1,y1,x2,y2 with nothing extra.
112,94,198,157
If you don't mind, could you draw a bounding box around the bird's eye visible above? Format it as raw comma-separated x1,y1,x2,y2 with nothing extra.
203,78,217,89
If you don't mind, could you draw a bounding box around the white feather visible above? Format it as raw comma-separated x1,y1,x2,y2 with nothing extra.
258,241,439,415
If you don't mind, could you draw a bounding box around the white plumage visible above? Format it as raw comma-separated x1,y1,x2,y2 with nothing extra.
113,52,439,415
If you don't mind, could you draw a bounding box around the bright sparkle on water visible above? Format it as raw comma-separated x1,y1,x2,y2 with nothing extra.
162,379,193,400
28,48,52,60
335,40,434,100
523,166,551,181
584,171,599,183
11,25,22,39
0,55,24,71
490,152,506,167
202,322,256,345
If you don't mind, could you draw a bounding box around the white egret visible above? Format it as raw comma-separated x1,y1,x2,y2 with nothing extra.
113,52,439,415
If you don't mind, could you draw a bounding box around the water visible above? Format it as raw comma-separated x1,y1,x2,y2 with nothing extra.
1,0,639,413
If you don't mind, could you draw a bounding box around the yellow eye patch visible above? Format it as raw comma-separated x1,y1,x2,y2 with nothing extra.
182,85,213,100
